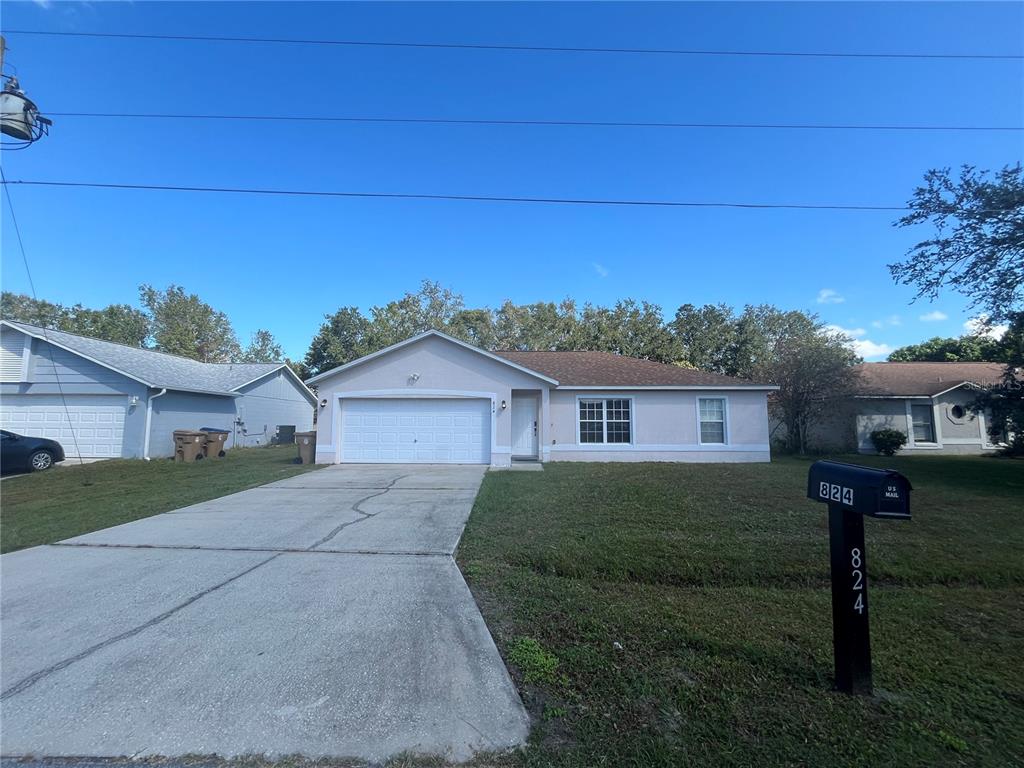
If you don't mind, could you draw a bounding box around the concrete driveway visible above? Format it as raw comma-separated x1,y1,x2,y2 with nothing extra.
0,465,529,764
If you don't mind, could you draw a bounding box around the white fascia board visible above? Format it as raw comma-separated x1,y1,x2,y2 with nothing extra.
232,365,319,406
557,385,779,391
1,320,155,388
930,381,980,398
304,329,560,386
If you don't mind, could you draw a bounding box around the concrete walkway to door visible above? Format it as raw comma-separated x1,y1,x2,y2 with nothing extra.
0,464,529,764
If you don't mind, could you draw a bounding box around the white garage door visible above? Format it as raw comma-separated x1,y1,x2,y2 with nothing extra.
341,398,491,464
0,395,127,458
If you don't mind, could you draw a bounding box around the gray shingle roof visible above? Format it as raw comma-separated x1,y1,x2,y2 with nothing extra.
4,320,285,396
853,362,1009,397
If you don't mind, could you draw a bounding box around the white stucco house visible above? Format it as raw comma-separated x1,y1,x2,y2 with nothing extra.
0,320,316,459
305,330,778,466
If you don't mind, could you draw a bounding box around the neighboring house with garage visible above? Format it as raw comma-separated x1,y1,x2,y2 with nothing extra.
0,320,316,459
799,361,1009,455
305,330,777,466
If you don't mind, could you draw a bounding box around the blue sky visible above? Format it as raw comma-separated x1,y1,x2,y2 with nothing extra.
2,1,1022,360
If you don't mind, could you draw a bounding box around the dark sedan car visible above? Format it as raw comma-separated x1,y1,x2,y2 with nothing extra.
0,430,66,473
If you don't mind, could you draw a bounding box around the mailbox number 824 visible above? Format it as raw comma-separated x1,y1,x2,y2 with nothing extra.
851,548,864,614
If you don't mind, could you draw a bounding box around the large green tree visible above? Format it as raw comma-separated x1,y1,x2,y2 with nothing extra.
364,281,465,350
304,306,372,376
492,300,581,351
754,327,862,454
888,335,1003,362
578,300,679,362
968,312,1024,454
890,164,1023,323
670,303,738,373
139,284,241,362
1,292,149,347
242,329,284,363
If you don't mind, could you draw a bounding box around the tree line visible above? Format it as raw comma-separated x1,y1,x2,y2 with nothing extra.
3,280,865,452
303,281,863,453
1,285,285,364
304,281,848,375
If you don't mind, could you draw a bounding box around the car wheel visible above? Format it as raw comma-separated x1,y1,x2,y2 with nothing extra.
29,450,54,472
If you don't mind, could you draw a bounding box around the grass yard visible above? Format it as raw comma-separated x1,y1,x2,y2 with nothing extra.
0,446,322,553
457,455,1024,768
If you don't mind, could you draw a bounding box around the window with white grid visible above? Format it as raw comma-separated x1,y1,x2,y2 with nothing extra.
578,398,632,444
699,398,727,444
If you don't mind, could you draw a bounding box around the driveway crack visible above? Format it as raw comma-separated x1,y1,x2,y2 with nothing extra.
0,553,280,701
306,474,408,550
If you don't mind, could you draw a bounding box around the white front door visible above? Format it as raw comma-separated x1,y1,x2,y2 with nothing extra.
511,397,537,458
340,398,491,464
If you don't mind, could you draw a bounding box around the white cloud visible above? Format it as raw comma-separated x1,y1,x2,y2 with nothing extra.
851,339,894,359
816,288,845,305
592,262,609,278
824,325,891,359
871,314,902,329
919,310,948,322
964,315,1008,340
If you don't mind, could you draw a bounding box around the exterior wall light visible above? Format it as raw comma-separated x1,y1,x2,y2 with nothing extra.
319,398,328,409
501,399,507,410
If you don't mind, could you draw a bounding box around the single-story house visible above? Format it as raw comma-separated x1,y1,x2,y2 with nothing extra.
305,330,777,466
0,320,316,459
800,361,1009,455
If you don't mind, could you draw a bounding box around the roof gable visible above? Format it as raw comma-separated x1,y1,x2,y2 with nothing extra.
304,330,561,386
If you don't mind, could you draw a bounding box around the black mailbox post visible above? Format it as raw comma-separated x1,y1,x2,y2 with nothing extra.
807,460,911,695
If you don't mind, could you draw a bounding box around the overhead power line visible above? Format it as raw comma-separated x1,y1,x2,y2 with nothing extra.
3,179,910,211
0,167,84,463
6,29,1022,61
48,111,1024,132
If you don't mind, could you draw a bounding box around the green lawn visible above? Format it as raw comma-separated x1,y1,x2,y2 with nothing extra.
457,455,1024,768
0,446,323,553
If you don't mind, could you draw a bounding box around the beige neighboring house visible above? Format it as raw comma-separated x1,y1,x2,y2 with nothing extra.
305,330,778,467
813,362,1008,455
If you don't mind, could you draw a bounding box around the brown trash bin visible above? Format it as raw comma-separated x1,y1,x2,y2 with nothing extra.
200,428,230,458
173,430,208,463
295,431,316,464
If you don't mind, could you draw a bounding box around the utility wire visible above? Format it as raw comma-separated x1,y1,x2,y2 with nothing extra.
3,179,910,211
0,167,84,464
6,29,1022,60
47,111,1024,132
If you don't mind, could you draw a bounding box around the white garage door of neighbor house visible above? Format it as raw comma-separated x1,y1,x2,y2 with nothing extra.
0,395,127,458
341,398,491,464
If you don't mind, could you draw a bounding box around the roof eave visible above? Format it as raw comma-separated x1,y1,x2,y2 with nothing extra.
557,384,779,391
305,330,560,386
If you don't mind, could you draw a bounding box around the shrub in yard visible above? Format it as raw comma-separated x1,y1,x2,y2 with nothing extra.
508,637,564,686
870,428,908,456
